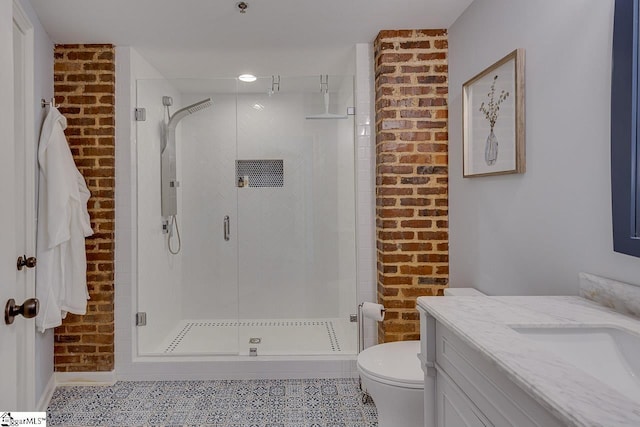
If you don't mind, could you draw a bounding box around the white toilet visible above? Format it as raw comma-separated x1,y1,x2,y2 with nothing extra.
357,340,424,427
357,288,485,427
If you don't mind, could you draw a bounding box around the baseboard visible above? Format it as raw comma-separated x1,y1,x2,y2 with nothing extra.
37,373,56,411
117,358,358,381
55,370,117,386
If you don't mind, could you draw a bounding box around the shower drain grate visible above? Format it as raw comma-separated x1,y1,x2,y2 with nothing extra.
164,320,341,354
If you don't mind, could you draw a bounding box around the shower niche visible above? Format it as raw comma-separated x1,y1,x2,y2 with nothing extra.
135,76,357,357
235,159,284,188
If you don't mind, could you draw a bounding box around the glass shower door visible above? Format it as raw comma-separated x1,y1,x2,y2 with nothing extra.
135,78,240,356
235,75,358,356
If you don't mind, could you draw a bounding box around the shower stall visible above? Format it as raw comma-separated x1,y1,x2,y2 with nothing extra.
134,75,358,358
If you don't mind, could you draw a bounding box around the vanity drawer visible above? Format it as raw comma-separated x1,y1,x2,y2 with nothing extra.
435,322,563,427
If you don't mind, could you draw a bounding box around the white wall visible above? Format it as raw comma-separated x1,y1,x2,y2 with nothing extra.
19,0,54,406
448,0,640,296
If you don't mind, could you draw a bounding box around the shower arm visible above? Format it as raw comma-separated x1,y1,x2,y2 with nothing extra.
161,97,213,154
161,106,191,154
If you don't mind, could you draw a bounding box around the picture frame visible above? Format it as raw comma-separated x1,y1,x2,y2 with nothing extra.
463,49,525,177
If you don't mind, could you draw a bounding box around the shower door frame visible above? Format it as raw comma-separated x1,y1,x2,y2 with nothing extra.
115,47,376,380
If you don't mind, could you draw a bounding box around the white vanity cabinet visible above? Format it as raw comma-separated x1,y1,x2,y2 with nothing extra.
419,310,564,427
436,369,492,427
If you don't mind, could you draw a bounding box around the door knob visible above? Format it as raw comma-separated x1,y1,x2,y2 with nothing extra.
4,298,39,325
17,255,37,271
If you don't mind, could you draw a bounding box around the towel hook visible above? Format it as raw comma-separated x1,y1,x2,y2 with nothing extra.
41,97,58,109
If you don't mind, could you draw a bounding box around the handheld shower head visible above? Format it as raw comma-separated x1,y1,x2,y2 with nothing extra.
167,98,213,130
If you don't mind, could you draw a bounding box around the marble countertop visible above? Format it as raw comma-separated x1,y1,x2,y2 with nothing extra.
417,295,640,427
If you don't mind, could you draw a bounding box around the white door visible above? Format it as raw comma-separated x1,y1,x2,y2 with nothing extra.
0,0,37,410
0,0,19,409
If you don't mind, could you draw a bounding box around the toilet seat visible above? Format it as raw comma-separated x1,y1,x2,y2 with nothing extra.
357,340,423,389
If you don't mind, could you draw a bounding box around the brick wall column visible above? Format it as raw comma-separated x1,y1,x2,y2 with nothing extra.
374,30,449,343
53,44,115,372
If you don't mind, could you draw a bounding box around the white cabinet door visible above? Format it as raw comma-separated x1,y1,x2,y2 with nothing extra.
437,370,492,427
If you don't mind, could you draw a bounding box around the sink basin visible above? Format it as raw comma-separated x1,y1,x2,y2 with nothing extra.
512,326,640,401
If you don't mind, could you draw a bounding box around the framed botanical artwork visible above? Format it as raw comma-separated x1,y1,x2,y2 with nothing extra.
463,49,525,177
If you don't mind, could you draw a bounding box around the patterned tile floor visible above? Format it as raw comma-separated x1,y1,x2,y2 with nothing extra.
47,378,378,427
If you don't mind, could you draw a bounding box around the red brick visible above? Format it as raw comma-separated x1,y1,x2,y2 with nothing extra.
418,98,447,107
66,74,97,82
417,75,447,84
399,242,433,251
378,142,414,152
401,65,430,74
375,29,449,343
84,84,114,94
378,208,415,218
400,87,432,96
378,76,412,85
378,187,413,196
66,51,96,61
98,51,114,60
379,276,413,286
400,220,432,228
417,52,447,61
416,121,447,129
416,29,447,37
84,63,115,71
399,41,431,49
377,30,415,39
381,120,413,130
400,110,431,119
68,95,97,104
434,40,448,49
54,44,115,373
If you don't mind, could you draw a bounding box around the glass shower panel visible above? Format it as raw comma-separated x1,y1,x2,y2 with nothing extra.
135,78,240,356
235,75,357,356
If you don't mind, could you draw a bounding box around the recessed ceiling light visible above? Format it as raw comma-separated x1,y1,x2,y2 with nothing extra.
238,74,257,82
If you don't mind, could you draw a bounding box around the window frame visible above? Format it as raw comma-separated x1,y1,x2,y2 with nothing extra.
612,0,640,256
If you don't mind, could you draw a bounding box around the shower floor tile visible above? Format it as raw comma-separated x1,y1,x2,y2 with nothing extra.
47,378,378,427
154,318,357,356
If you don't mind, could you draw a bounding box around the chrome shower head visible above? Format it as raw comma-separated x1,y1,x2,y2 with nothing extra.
186,98,213,113
167,98,213,130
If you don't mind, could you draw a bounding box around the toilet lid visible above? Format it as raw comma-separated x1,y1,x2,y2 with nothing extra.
357,341,423,387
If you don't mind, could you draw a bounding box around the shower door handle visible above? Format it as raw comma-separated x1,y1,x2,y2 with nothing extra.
224,215,230,241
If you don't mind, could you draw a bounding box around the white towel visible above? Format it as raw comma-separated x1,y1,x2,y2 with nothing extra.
35,107,93,333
